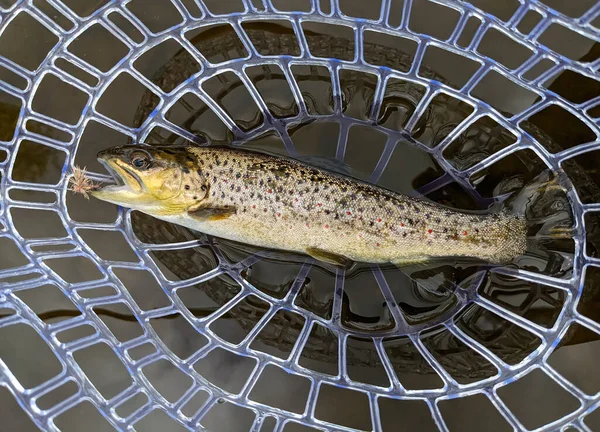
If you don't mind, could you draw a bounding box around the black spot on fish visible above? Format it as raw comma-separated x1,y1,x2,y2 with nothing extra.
235,173,241,179
183,168,190,174
201,185,207,191
212,191,216,197
425,213,430,219
193,196,197,200
236,186,241,192
398,204,405,210
324,210,331,215
223,160,228,166
221,192,225,198
435,218,441,223
314,187,319,193
212,176,217,183
263,208,267,212
334,214,340,220
185,185,190,190
402,232,407,237
259,180,264,186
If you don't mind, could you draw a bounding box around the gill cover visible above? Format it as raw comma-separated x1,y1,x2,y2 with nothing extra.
147,159,183,201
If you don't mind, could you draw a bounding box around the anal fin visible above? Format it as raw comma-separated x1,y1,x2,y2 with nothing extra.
306,247,351,267
392,256,429,267
392,257,455,296
188,206,236,221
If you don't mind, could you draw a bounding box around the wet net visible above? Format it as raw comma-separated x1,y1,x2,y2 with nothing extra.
0,0,600,431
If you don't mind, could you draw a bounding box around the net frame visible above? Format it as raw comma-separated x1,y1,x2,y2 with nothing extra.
0,0,598,430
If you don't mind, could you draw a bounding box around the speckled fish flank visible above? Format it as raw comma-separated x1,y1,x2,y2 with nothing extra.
92,145,528,265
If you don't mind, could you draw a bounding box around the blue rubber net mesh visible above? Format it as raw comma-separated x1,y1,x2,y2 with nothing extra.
0,0,599,430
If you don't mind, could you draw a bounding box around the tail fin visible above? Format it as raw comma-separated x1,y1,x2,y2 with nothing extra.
502,170,575,274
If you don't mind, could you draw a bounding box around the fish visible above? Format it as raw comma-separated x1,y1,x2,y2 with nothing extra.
91,144,561,268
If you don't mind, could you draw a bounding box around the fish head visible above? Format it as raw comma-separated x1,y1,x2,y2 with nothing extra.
92,145,209,214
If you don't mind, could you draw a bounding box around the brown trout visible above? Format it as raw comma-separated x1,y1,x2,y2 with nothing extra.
91,145,530,266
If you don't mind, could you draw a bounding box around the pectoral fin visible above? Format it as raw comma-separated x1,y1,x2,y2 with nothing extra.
188,206,237,221
306,248,351,267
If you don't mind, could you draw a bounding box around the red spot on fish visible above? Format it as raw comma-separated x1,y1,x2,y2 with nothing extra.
252,205,256,209
295,198,299,202
359,234,362,238
306,223,310,227
223,179,228,183
427,229,433,234
268,189,272,193
325,224,329,229
376,242,381,247
277,213,281,217
377,218,382,223
346,211,351,215
317,203,322,207
400,222,405,227
463,231,468,236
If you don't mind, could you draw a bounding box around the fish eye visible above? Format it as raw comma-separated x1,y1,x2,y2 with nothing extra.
130,151,151,169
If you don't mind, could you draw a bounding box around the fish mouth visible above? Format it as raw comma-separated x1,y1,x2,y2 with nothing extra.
91,158,144,198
